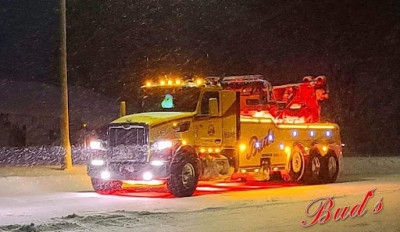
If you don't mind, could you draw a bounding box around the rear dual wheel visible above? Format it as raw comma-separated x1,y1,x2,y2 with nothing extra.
302,150,339,184
288,146,339,184
321,153,339,183
302,153,323,184
288,146,322,184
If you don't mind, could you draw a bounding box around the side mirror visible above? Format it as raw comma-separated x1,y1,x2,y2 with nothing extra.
173,121,191,132
209,98,219,117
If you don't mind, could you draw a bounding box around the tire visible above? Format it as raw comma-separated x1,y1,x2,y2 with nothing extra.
167,152,199,197
91,178,122,192
321,153,339,183
302,151,323,184
288,146,305,182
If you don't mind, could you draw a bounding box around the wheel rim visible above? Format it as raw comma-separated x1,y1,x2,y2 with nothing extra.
292,152,302,173
311,156,321,177
328,156,337,178
182,163,195,188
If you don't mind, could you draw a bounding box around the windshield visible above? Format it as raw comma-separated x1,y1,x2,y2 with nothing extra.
139,86,200,112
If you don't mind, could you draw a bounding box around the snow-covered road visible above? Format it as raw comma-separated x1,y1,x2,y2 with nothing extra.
0,157,399,231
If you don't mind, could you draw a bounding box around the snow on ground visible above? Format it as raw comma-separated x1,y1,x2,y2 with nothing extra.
0,157,399,231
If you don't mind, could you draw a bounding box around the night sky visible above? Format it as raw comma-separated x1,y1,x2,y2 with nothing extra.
1,0,399,154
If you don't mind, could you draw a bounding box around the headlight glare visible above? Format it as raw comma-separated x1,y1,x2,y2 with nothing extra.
152,140,173,150
89,140,102,150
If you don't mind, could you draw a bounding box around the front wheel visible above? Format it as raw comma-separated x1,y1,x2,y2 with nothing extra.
91,178,122,193
167,153,199,197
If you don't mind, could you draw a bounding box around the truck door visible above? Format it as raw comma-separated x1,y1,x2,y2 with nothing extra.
193,91,223,148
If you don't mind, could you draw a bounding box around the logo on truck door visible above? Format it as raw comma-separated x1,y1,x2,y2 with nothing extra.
246,129,274,160
208,124,215,136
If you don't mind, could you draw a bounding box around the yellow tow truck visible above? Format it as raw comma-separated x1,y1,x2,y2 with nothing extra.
87,75,342,197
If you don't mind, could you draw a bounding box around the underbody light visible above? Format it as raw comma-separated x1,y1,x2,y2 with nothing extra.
196,187,225,191
143,172,153,181
200,148,206,153
146,81,152,87
101,171,110,180
123,180,164,185
215,148,221,153
181,140,187,145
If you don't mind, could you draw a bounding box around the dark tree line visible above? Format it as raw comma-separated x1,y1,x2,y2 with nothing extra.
1,0,399,154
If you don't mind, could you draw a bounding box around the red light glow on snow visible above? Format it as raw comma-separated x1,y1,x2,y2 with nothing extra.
99,181,298,198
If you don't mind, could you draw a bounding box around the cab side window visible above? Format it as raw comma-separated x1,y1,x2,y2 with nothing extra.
201,91,219,114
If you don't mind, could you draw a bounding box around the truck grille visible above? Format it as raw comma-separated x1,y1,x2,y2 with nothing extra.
109,124,148,146
108,124,148,163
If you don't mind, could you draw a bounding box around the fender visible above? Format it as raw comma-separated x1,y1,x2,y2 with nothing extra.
174,145,197,157
173,144,203,177
310,143,343,180
311,143,341,157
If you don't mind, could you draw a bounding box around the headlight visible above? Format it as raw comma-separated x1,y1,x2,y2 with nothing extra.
91,159,105,166
89,140,102,150
152,140,173,150
150,160,165,166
